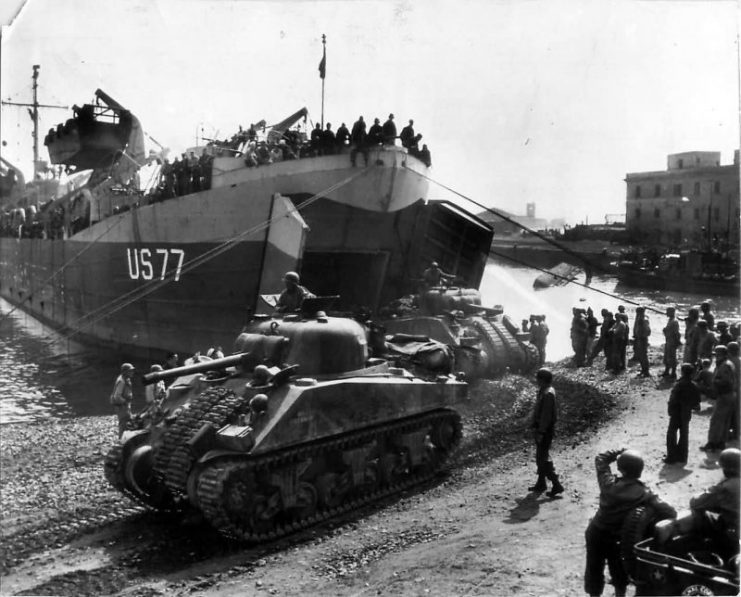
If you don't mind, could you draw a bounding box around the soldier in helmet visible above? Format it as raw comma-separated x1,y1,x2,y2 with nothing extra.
632,306,651,377
661,306,681,379
700,345,736,452
110,363,136,438
656,448,739,551
422,261,455,289
664,362,701,465
274,271,315,313
584,447,676,597
528,368,564,498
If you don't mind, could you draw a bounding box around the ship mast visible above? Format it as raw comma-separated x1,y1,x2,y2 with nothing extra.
1,65,68,180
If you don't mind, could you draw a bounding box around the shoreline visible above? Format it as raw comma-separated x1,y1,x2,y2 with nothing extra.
2,346,736,595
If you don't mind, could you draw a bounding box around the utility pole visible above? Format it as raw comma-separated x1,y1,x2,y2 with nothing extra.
1,65,68,180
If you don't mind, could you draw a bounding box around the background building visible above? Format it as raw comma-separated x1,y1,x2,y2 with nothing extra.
625,150,740,247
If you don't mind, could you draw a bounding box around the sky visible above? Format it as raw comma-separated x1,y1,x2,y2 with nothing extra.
1,0,739,225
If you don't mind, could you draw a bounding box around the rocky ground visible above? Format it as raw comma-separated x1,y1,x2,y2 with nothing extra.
0,348,736,597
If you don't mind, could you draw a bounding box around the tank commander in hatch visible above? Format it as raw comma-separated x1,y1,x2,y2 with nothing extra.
421,261,455,290
274,271,315,313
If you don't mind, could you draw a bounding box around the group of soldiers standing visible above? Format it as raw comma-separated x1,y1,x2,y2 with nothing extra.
155,150,214,200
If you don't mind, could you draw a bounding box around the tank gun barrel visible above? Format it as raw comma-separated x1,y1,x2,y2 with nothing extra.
143,352,252,384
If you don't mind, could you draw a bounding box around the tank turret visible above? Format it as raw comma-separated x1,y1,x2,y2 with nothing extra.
381,287,540,379
104,313,466,540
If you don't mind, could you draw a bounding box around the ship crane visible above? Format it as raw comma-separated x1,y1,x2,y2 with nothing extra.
1,65,68,181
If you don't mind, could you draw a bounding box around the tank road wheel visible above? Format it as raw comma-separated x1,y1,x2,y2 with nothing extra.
378,442,410,487
248,490,282,535
315,472,351,508
292,481,318,521
430,414,462,452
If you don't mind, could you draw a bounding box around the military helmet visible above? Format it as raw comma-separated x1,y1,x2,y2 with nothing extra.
719,448,740,477
717,321,728,328
636,306,645,313
252,364,271,383
431,261,439,268
535,368,552,384
617,449,644,478
727,341,739,356
249,394,269,415
680,363,695,376
283,271,300,283
150,364,163,372
120,363,135,373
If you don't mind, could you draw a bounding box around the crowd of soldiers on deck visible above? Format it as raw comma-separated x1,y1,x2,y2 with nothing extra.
151,113,432,202
0,202,71,240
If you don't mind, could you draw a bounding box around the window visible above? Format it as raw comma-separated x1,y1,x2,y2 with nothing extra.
673,183,682,197
654,207,661,218
693,182,700,195
634,208,641,219
694,208,700,220
654,184,661,197
675,209,681,220
714,181,721,194
634,185,642,198
678,159,684,169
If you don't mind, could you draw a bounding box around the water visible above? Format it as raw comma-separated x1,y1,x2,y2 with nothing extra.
1,260,739,423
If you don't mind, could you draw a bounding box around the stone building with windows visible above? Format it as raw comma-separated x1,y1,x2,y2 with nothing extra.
625,150,740,247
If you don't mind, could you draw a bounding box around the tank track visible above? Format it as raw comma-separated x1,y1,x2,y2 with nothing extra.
152,386,245,496
195,409,461,542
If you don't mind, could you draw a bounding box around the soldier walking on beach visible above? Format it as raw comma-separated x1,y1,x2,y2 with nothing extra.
683,306,700,365
570,308,589,367
661,306,681,379
610,313,629,373
110,363,135,438
701,345,736,452
528,368,564,498
531,315,549,366
664,363,701,465
633,306,651,377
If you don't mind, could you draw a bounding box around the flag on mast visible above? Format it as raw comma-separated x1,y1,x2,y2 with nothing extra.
318,39,326,79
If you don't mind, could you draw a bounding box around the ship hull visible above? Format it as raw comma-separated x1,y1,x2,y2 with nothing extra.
0,149,494,359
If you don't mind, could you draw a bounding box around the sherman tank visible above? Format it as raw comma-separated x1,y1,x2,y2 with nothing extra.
104,309,467,541
379,286,540,379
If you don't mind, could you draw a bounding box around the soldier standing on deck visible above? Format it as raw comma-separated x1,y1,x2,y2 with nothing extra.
528,368,564,498
110,363,135,438
661,306,681,379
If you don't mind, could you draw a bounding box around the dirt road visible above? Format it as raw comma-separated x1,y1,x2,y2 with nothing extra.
0,352,734,597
